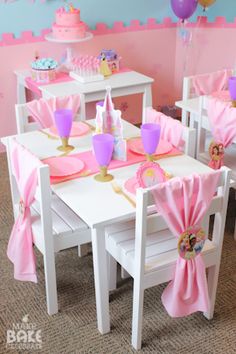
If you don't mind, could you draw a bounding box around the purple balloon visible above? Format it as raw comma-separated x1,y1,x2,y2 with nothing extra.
171,0,198,21
229,77,236,101
54,109,73,138
141,123,161,155
92,133,114,166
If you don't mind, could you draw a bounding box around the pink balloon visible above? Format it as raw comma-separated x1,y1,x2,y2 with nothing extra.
171,0,198,21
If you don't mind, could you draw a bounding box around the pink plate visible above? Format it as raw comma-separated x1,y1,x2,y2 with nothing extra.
49,121,90,137
124,177,139,195
43,156,85,177
128,138,172,156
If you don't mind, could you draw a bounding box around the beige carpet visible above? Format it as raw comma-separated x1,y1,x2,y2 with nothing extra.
0,152,236,354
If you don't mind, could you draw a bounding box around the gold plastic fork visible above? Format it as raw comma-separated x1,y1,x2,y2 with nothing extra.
111,181,136,208
83,121,96,131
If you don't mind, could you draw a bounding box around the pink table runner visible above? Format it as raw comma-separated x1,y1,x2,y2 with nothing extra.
25,68,131,97
46,143,182,185
25,72,74,97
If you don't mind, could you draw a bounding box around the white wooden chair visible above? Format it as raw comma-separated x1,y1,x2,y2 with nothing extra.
15,103,40,133
6,137,91,315
107,109,197,288
15,98,89,256
105,168,231,349
15,96,81,134
181,69,233,127
196,95,236,239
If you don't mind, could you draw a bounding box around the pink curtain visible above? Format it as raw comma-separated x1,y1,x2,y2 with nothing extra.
151,171,220,317
26,94,81,128
192,69,232,96
207,98,236,169
7,139,42,283
146,107,184,149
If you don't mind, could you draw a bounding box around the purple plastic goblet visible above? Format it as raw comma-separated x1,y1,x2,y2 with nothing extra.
54,109,74,152
92,133,114,182
141,123,161,161
229,76,236,107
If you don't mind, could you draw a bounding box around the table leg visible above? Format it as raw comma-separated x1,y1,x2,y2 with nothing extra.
142,84,152,123
17,78,27,104
91,227,110,334
80,94,86,121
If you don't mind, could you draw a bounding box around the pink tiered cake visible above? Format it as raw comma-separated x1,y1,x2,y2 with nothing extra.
52,5,86,40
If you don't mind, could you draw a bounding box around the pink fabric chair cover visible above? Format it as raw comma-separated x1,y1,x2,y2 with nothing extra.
151,171,220,317
146,107,184,149
7,139,43,283
192,69,232,96
26,94,81,128
207,98,236,169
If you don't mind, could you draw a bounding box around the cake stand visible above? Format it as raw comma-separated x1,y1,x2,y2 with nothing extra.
44,32,94,72
45,32,93,44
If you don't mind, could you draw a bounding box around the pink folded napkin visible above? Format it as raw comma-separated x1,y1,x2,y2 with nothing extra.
7,139,43,283
211,90,231,102
146,107,184,149
192,69,232,96
26,94,80,129
151,170,221,317
207,97,236,169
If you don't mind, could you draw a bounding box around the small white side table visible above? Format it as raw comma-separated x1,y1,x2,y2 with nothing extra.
14,70,154,123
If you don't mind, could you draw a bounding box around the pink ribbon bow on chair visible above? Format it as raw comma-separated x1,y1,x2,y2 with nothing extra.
151,171,220,317
146,107,184,149
7,139,42,283
208,98,236,170
27,94,81,128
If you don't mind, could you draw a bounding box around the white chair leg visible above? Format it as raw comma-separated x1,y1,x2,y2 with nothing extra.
107,254,117,291
234,191,236,241
43,253,58,315
78,244,90,257
121,267,130,279
131,279,144,350
234,218,236,241
204,264,220,320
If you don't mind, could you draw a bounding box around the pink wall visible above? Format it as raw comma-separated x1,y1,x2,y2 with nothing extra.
174,17,236,100
1,16,236,152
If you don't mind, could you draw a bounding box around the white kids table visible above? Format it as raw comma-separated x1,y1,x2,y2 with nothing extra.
14,70,154,123
3,119,213,335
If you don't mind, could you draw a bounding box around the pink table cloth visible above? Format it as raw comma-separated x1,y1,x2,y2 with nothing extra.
151,170,220,317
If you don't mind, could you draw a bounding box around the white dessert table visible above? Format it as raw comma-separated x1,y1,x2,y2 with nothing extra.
14,70,154,123
2,119,213,335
